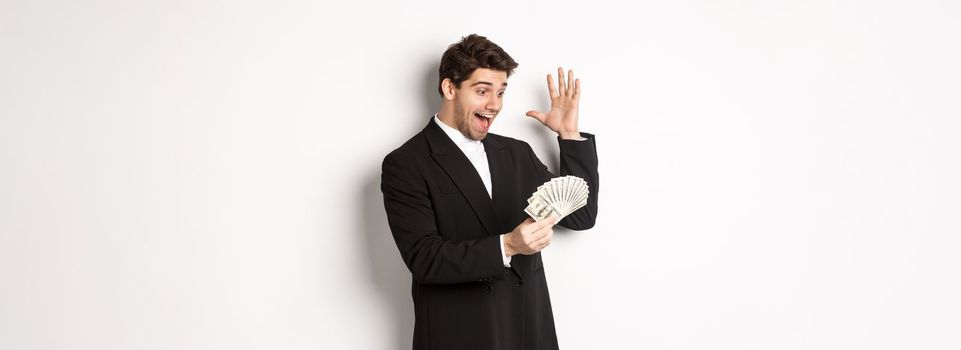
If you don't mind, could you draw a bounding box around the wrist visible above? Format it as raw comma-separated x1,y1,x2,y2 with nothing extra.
559,130,582,140
502,234,516,257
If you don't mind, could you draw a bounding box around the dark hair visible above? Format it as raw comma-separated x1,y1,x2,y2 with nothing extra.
437,34,519,96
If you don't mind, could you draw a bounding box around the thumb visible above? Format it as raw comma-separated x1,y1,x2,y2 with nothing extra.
526,110,546,123
535,216,556,229
516,217,535,229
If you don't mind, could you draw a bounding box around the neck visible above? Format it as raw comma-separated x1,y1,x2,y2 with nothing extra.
436,101,457,129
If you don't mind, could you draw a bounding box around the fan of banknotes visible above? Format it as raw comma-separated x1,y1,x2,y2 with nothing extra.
524,176,589,222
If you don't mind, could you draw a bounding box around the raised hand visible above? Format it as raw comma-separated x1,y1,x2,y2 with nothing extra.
526,67,581,139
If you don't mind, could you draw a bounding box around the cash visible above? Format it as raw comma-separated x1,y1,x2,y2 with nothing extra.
524,176,589,222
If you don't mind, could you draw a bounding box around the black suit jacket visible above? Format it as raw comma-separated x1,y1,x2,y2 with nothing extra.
381,118,599,350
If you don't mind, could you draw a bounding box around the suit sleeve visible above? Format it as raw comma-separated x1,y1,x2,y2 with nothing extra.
381,150,506,284
527,132,599,230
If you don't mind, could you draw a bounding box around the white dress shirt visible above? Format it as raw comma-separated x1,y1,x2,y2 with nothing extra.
433,115,511,267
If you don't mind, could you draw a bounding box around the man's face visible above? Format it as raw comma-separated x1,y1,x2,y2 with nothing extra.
448,68,508,141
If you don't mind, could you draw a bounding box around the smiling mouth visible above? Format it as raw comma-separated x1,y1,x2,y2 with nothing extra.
474,112,494,132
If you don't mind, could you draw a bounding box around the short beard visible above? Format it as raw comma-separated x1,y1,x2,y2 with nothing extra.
457,112,482,141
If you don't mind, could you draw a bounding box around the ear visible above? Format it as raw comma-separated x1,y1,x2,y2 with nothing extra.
441,78,457,100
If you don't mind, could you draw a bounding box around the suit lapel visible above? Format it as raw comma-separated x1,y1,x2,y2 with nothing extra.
424,119,501,236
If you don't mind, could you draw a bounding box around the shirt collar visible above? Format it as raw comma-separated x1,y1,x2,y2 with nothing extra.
434,114,483,148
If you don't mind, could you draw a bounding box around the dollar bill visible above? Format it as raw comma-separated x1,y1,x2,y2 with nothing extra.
523,176,589,222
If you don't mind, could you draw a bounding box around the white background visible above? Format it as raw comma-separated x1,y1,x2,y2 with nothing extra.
2,0,960,349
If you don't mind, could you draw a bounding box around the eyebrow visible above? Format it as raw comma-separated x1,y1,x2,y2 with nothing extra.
470,81,508,88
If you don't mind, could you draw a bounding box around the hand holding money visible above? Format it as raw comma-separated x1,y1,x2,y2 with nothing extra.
503,217,557,257
506,176,589,256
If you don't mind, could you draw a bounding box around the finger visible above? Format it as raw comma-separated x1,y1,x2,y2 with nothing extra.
516,217,535,228
557,67,567,95
546,74,557,98
526,110,546,123
573,78,581,99
540,240,552,250
523,217,553,235
538,215,558,228
526,225,549,243
532,239,549,252
547,213,560,225
533,222,555,239
532,229,553,249
567,69,574,96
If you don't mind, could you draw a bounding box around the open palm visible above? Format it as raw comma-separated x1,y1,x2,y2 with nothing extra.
526,67,581,139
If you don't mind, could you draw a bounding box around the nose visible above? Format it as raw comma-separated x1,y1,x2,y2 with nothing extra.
485,94,501,112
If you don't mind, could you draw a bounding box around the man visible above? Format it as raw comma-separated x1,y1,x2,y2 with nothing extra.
381,34,599,350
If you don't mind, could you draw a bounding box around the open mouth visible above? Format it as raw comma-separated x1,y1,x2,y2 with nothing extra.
474,112,494,132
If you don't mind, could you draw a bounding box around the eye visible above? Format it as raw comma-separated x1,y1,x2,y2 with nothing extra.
477,89,487,95
497,91,505,97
